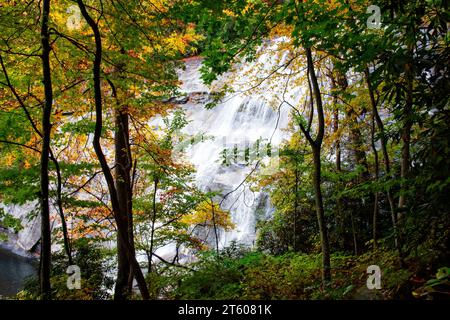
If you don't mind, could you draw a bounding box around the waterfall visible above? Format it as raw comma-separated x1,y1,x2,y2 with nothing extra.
175,47,297,249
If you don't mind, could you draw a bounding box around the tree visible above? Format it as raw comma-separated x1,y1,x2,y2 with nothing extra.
74,0,202,299
75,0,150,299
298,47,331,282
39,0,54,300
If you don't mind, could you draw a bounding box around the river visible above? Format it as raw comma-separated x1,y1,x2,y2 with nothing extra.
0,246,37,298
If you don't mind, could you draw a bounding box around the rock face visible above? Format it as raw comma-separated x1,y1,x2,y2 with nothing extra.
17,214,41,252
164,92,211,105
0,202,40,256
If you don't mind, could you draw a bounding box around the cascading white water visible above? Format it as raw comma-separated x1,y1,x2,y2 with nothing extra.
175,41,302,248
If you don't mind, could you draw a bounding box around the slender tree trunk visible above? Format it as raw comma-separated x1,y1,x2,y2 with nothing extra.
398,61,413,217
127,217,135,294
305,48,331,283
52,156,73,265
39,0,52,300
312,144,331,282
77,0,149,299
148,178,159,274
211,199,220,254
372,192,379,250
293,168,299,252
114,109,132,300
349,210,358,255
370,108,380,250
146,250,153,276
125,120,135,293
106,79,135,297
333,108,341,172
365,68,402,259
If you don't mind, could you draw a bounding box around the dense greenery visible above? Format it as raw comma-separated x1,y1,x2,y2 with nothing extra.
0,0,449,300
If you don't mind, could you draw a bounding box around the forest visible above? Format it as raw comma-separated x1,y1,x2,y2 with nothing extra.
0,0,449,301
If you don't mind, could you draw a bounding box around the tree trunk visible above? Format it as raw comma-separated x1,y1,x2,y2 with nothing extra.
77,0,150,299
349,210,358,255
398,61,413,217
333,107,341,172
52,155,73,265
370,107,380,250
114,109,132,300
305,48,331,283
148,178,159,273
365,67,402,258
39,0,53,300
312,144,331,282
372,192,379,250
293,168,299,252
211,199,220,254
